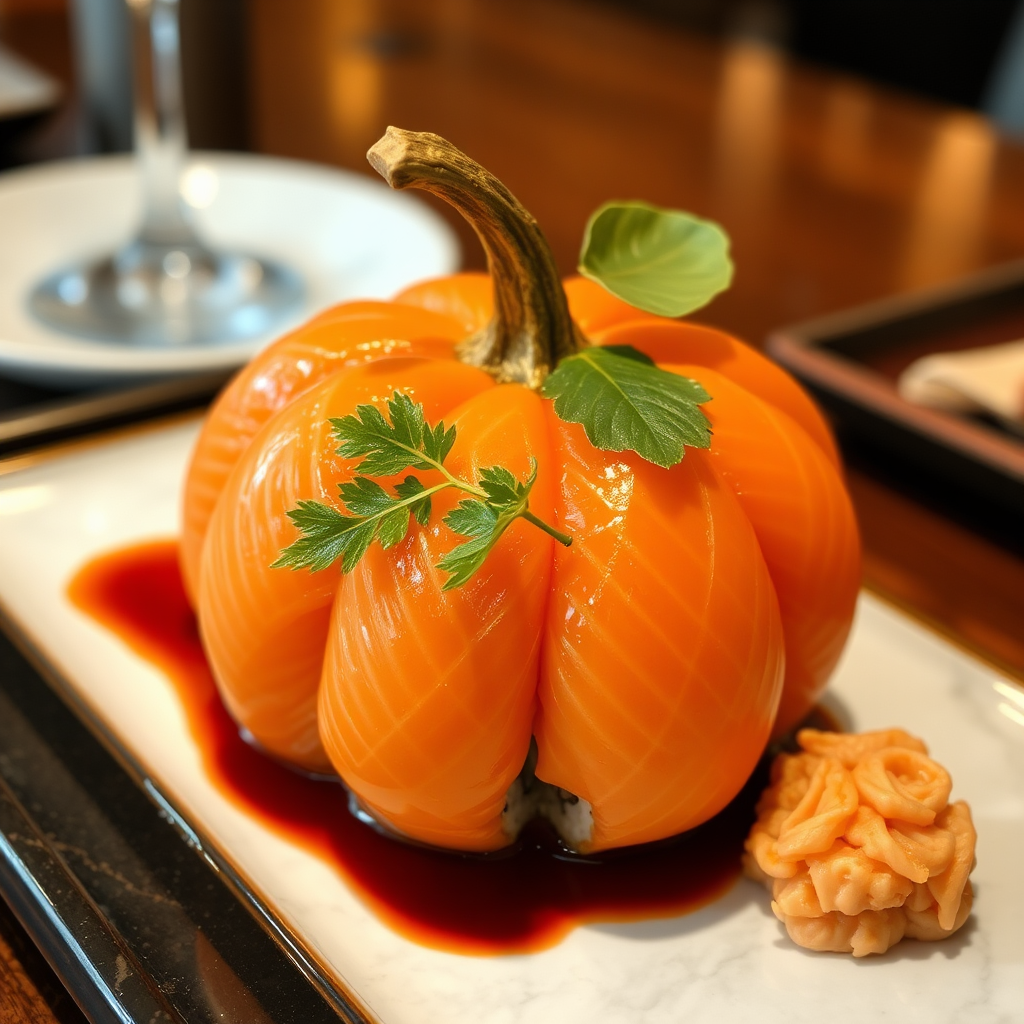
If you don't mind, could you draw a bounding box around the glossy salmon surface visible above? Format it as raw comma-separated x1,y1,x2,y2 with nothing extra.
180,303,465,602
187,275,859,852
535,417,784,851
319,385,555,851
198,358,494,772
665,365,860,735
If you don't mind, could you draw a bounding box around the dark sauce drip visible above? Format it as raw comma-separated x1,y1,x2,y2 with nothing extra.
68,540,763,954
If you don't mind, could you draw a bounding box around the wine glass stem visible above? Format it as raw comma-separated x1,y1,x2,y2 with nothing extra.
129,0,197,248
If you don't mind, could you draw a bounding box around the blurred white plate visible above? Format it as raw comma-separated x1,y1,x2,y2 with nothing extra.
0,153,460,387
0,422,1022,1024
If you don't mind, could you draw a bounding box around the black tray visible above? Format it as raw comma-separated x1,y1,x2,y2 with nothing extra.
0,621,363,1023
767,260,1024,513
0,370,237,457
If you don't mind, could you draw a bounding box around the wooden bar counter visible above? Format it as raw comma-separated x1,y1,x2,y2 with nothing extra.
1,0,1022,1020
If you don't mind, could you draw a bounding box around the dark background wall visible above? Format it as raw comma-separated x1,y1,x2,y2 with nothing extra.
612,0,1021,110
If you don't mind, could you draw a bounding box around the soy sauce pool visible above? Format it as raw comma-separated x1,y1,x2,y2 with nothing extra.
68,539,760,954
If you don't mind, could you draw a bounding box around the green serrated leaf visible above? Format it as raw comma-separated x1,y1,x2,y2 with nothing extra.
377,504,412,549
274,475,436,574
442,496,499,539
271,501,353,572
385,391,426,451
600,344,654,366
338,476,396,518
339,519,378,573
395,475,432,525
436,461,542,589
271,500,378,573
329,393,450,477
579,201,733,318
541,345,712,468
476,465,524,508
284,499,349,537
436,530,498,590
423,419,457,465
274,391,571,587
437,500,506,590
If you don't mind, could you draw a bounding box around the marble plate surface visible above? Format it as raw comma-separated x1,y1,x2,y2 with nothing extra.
0,420,1021,1024
0,154,459,387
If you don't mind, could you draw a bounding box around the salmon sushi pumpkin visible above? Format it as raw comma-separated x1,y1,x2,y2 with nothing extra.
185,129,860,853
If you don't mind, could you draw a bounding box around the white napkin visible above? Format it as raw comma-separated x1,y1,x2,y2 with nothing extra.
897,339,1024,429
0,44,60,120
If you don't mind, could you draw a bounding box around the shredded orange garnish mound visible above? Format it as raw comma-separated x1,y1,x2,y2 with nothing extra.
743,729,976,957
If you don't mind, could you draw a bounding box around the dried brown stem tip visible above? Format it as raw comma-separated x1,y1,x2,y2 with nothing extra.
368,127,584,388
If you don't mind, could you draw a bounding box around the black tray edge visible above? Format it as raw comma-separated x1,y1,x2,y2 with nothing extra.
0,597,375,1024
767,261,1024,513
0,370,236,457
0,776,185,1024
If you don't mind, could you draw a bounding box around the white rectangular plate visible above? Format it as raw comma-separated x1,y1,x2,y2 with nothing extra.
0,420,1022,1024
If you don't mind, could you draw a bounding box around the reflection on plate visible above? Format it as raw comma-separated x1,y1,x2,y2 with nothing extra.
0,422,1022,1024
0,154,460,387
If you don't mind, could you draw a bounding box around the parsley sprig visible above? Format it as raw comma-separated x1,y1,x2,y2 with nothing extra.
272,392,571,589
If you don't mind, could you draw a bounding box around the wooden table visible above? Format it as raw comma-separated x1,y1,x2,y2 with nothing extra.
1,0,1023,1019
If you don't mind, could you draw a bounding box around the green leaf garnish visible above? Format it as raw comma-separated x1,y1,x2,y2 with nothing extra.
438,462,539,590
273,392,570,587
578,201,732,317
330,391,457,477
541,345,712,468
394,475,433,526
269,500,359,573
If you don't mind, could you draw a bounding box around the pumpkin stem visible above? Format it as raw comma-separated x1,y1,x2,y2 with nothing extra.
367,127,586,388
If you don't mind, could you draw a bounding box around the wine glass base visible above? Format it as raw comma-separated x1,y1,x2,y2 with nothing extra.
29,241,305,348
